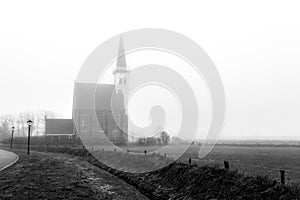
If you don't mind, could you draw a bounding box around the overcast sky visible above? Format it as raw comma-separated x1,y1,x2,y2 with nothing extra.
1,1,300,140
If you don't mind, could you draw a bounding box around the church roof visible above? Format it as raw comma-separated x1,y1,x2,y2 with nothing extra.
73,82,125,111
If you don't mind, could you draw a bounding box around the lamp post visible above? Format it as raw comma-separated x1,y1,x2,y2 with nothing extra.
27,119,33,155
10,126,15,149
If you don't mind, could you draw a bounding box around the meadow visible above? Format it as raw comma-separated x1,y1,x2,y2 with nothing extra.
3,143,300,199
4,139,300,184
179,145,300,184
98,144,300,184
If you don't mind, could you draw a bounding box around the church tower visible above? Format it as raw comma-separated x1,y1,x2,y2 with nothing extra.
113,36,130,112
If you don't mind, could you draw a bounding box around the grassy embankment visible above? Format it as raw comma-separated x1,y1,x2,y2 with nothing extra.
5,145,300,200
0,149,149,200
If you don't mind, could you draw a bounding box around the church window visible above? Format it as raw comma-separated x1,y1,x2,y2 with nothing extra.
80,113,90,133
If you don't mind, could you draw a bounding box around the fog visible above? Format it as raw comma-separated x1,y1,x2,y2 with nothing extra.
1,1,300,139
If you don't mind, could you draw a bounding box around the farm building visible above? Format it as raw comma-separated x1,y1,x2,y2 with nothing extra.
45,117,74,143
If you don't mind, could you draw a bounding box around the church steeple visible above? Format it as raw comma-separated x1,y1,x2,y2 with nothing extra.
113,36,130,111
114,36,129,75
116,36,127,68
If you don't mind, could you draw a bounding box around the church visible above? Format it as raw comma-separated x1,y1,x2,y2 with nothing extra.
46,37,129,145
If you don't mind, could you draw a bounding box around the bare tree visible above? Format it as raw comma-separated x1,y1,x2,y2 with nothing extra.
0,110,60,140
16,119,21,137
18,112,26,136
160,131,170,145
0,114,15,141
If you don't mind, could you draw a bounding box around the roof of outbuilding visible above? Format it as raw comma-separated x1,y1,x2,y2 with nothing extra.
45,118,73,135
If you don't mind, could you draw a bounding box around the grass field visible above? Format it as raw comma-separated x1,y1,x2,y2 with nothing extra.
178,145,300,184
2,144,299,199
5,143,300,184
92,144,300,184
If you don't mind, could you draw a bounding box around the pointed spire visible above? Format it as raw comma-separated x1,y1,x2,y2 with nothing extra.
117,35,127,68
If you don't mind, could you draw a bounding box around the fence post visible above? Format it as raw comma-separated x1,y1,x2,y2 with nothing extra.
224,161,229,170
280,170,285,185
188,158,192,164
164,153,166,158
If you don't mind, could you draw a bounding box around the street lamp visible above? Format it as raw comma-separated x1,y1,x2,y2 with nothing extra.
27,119,33,155
10,126,15,149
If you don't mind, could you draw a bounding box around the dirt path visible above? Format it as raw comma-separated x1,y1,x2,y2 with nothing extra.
0,150,149,200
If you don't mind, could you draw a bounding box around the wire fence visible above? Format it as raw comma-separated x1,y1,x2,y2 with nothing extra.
2,143,300,185
180,158,300,185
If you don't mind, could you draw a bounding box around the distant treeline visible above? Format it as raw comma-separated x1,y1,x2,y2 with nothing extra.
0,110,59,141
137,131,171,146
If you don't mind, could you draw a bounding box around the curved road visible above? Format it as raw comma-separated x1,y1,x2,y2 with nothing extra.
0,149,18,171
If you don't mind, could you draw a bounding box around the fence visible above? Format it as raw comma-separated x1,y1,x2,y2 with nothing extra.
182,158,299,185
1,136,83,146
2,142,299,185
